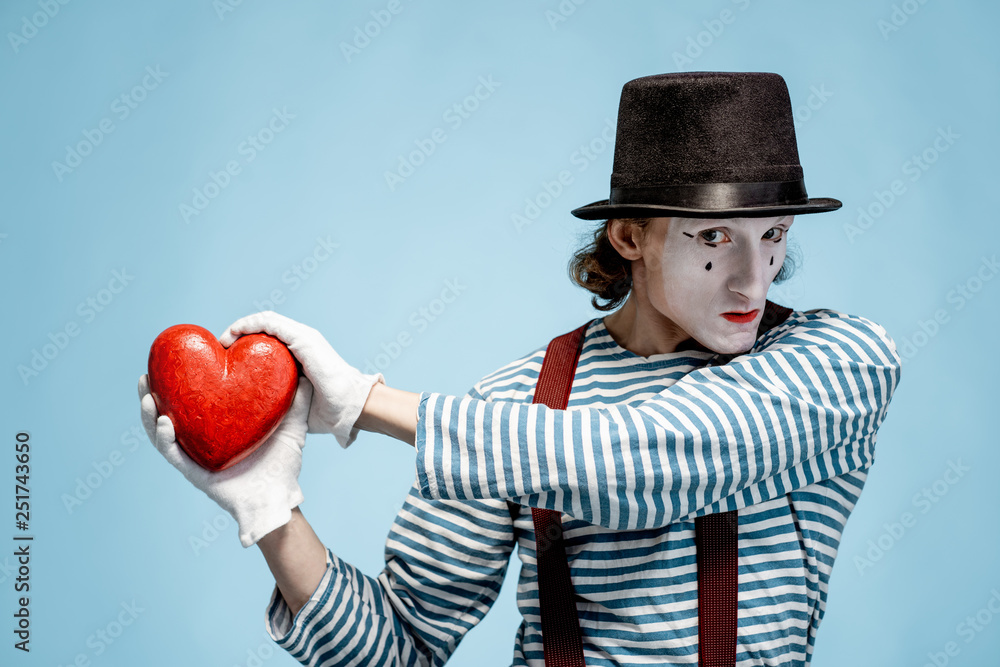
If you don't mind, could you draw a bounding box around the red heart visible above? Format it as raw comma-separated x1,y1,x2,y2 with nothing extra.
147,324,299,472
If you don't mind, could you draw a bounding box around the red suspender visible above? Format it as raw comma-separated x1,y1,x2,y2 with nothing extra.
528,300,793,667
695,512,738,666
530,321,590,667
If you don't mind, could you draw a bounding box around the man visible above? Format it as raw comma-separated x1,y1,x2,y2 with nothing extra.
141,72,902,666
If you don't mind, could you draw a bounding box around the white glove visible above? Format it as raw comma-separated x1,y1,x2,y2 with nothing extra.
138,373,312,548
219,311,384,448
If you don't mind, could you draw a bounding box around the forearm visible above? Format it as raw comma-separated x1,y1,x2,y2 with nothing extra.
263,489,511,667
414,315,901,529
416,395,873,529
260,507,411,666
257,507,327,617
355,381,420,447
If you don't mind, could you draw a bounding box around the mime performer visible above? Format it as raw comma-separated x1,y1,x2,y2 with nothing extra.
139,72,902,667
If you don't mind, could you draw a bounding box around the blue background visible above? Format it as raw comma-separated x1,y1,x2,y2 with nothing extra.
2,1,998,665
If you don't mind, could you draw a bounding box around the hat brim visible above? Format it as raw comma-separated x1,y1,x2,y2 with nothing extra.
570,197,842,220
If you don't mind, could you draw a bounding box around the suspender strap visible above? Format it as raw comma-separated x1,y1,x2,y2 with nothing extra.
691,300,792,667
692,300,792,667
695,511,739,667
531,321,590,667
528,301,793,667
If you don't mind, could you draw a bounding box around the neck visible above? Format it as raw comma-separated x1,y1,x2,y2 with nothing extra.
603,292,693,357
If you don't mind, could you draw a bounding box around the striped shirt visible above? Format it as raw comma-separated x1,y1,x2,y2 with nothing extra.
265,308,901,666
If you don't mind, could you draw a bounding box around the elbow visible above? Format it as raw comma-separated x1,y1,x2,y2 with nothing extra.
870,321,904,387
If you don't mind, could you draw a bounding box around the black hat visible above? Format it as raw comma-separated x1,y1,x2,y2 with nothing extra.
571,72,842,220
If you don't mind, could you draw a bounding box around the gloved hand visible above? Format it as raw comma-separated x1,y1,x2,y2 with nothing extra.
219,311,384,448
138,373,312,548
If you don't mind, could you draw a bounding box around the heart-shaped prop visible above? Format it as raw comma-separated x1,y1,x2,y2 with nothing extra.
147,324,299,472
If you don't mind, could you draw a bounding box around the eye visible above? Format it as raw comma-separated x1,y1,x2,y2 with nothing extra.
696,227,784,245
699,229,728,244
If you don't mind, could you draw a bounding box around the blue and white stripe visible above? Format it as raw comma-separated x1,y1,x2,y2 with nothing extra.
265,308,901,666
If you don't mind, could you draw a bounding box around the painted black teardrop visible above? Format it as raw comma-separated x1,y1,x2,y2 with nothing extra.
770,256,774,266
705,261,712,271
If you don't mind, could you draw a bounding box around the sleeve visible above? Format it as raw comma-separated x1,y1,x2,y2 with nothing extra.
266,386,516,667
413,312,902,531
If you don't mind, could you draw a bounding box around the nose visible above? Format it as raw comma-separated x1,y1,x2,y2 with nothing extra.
726,244,769,303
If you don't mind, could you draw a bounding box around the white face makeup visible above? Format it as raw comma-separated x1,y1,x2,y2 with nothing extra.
644,215,793,354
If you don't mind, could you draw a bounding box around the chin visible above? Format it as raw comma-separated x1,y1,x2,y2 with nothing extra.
704,332,756,356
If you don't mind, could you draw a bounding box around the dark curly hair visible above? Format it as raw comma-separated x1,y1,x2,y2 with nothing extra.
568,218,799,312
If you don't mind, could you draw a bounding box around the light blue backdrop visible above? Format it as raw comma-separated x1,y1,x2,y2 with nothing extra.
2,1,998,665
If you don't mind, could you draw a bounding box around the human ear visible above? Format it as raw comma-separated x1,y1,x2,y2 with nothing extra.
606,218,644,261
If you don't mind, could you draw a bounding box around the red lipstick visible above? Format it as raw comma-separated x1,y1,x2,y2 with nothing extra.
721,309,759,324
